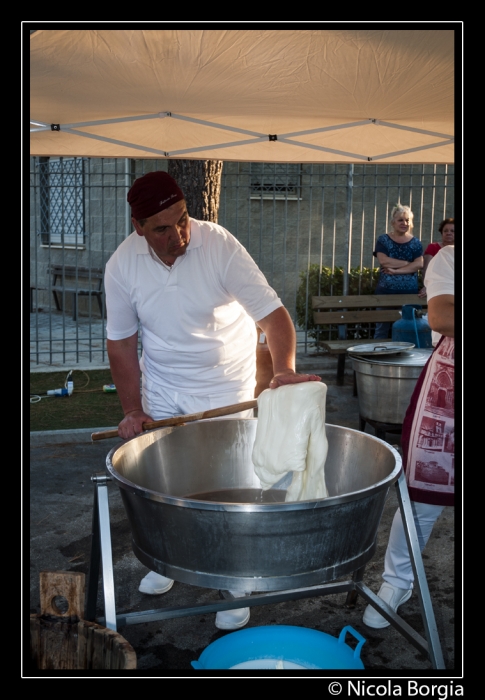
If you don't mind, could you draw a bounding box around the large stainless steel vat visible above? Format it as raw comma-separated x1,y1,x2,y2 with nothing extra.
352,349,433,425
106,420,401,592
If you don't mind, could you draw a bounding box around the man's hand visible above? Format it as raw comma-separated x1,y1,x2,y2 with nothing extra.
269,370,321,389
117,408,154,440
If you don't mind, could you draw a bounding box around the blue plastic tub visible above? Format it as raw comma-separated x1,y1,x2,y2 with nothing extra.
191,625,365,670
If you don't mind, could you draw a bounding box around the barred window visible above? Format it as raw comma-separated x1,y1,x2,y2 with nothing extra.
250,163,302,199
39,157,85,246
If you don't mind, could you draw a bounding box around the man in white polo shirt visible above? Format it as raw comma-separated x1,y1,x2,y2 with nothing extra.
105,171,321,630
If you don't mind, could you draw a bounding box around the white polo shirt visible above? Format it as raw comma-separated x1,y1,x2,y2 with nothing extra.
105,218,283,395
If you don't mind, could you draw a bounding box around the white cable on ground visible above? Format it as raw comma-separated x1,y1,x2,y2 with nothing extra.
30,395,55,403
30,369,98,404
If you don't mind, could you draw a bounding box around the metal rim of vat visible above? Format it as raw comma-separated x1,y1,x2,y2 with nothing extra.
105,422,402,511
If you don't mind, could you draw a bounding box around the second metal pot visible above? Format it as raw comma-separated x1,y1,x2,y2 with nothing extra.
351,348,433,424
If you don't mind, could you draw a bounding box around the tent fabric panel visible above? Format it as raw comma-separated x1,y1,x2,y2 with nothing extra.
30,28,455,164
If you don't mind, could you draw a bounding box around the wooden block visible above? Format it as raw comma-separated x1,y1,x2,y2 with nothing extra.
30,571,137,670
39,570,85,618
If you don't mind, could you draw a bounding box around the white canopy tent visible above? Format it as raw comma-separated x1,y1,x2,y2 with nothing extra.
30,28,455,164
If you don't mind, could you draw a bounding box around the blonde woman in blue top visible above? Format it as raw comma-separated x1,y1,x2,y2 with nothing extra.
373,205,424,339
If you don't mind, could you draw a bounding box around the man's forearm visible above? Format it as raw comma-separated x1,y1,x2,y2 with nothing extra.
107,334,143,415
256,307,296,375
255,307,321,388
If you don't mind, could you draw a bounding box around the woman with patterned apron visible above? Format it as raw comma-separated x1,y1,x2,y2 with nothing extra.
363,245,454,628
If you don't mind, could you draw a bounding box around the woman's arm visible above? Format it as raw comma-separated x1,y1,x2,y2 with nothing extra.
427,294,454,338
421,253,433,283
375,252,410,269
379,255,424,275
418,253,434,296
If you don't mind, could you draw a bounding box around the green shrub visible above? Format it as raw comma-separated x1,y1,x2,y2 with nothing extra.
296,265,380,341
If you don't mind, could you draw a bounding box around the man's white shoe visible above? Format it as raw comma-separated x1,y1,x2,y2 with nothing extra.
139,571,174,595
215,591,250,630
363,582,412,629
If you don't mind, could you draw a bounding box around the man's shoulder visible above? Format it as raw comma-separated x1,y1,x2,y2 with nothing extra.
190,218,239,248
111,231,142,251
106,232,146,269
191,217,230,234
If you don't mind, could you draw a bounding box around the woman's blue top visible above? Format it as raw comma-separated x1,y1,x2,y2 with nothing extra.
374,234,423,293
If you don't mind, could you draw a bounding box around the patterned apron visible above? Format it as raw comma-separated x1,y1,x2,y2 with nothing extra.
401,335,454,507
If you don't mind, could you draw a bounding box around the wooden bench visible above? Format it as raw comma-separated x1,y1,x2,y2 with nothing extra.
312,294,428,382
29,284,47,312
31,265,104,320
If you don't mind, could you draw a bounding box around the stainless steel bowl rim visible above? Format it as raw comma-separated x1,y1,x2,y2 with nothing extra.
106,423,402,512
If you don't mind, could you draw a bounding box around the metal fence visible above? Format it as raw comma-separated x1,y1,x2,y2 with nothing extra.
29,158,454,368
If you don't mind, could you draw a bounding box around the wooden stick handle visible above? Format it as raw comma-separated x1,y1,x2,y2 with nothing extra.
91,399,258,442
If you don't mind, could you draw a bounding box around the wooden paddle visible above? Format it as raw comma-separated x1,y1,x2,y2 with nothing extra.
90,399,258,441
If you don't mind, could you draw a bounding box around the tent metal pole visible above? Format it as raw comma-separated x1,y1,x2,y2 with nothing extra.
125,158,131,240
343,164,353,297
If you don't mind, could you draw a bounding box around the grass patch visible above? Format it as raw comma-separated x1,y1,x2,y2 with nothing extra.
30,369,124,432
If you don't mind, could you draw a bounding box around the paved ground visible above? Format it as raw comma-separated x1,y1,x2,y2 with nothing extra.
30,309,109,372
27,357,460,678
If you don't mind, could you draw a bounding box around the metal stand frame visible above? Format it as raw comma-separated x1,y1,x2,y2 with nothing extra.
86,471,445,670
359,415,403,441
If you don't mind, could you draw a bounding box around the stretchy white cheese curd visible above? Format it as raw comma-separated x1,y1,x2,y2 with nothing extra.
252,382,329,502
